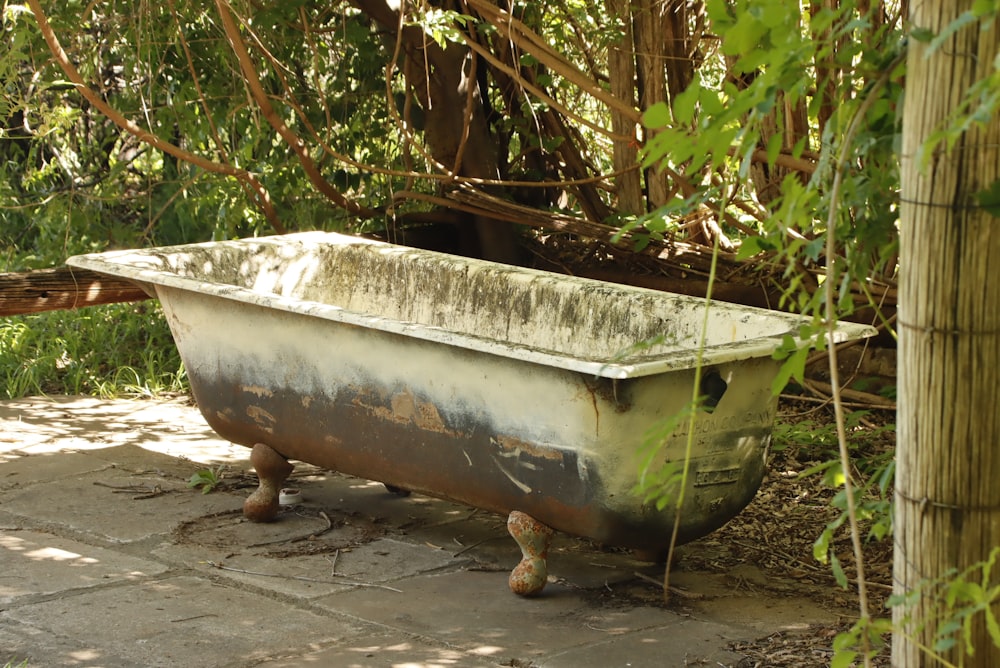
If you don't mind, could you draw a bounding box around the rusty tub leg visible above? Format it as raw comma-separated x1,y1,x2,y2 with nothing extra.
244,443,294,522
507,510,554,596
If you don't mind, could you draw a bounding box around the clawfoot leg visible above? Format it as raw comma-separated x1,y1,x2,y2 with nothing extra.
244,443,293,522
507,510,554,596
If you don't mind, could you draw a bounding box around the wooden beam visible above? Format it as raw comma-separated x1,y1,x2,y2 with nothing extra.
0,266,152,316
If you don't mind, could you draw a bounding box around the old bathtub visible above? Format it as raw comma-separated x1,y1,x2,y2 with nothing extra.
68,231,875,594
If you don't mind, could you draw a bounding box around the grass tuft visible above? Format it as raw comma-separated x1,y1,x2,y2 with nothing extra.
0,301,187,399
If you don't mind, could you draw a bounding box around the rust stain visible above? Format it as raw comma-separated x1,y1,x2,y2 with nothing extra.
413,399,447,432
354,389,463,437
356,400,396,423
390,389,448,432
389,390,416,422
246,405,276,433
493,434,565,462
582,383,600,434
583,376,631,414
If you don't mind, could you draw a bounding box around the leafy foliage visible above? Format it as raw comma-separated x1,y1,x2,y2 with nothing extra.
1,2,394,258
882,546,1000,663
641,0,904,321
631,0,903,521
0,302,186,399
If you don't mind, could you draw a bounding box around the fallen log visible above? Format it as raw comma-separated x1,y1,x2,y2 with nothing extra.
0,266,151,316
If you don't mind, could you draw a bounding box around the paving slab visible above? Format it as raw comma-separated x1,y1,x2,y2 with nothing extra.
314,568,710,661
1,469,244,543
0,395,844,667
540,616,746,667
0,529,168,604
255,631,503,668
0,451,113,490
153,537,466,599
4,575,362,668
1,617,135,668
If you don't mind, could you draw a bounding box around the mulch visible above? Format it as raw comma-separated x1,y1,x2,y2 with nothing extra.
696,398,896,667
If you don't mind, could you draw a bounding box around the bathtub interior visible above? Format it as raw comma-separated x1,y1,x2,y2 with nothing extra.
68,232,874,376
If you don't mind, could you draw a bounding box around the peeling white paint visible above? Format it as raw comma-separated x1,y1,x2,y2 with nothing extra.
494,458,533,494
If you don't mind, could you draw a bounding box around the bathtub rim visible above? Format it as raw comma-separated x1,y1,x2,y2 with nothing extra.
66,231,878,380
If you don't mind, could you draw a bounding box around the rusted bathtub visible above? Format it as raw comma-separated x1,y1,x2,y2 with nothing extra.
68,232,875,594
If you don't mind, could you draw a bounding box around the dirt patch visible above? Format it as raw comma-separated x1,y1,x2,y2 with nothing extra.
674,398,895,666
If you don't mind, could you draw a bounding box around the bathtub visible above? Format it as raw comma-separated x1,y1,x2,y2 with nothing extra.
68,232,875,594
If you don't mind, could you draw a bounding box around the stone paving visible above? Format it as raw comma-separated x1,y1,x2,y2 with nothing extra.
0,396,835,667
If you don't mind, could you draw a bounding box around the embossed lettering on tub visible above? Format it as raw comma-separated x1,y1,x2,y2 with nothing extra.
694,466,742,487
673,408,775,438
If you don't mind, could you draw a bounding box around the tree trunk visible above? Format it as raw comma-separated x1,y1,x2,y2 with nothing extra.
352,0,521,264
633,0,671,208
605,0,643,215
893,2,1000,665
420,43,521,264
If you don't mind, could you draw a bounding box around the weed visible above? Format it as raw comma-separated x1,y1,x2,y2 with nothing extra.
188,466,227,494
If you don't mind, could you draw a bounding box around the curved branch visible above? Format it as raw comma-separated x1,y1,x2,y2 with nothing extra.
214,0,376,217
466,0,640,122
451,50,479,177
382,5,448,176
747,148,817,175
459,32,633,143
165,0,282,233
26,0,285,234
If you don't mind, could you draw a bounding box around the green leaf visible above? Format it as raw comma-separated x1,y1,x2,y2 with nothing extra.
933,636,957,653
830,552,849,589
725,11,766,56
830,648,857,668
633,234,651,252
813,526,832,563
757,1,791,29
771,342,808,395
642,101,671,129
672,84,699,126
765,132,784,166
972,0,1000,17
984,602,1000,648
975,179,1000,218
791,135,808,159
187,468,220,494
736,236,764,260
700,85,725,117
